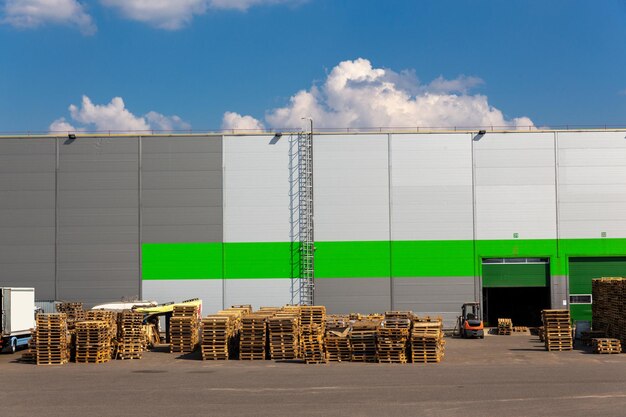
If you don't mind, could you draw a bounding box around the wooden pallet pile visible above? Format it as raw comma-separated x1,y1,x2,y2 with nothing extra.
35,313,69,365
592,278,626,347
300,306,326,364
592,338,622,354
201,315,232,360
376,312,412,363
301,323,326,364
56,302,85,331
75,320,111,363
268,313,300,360
350,319,379,362
170,305,199,354
512,326,529,333
411,319,445,363
240,312,271,360
498,318,513,335
117,310,145,360
217,307,250,359
325,315,351,362
542,309,573,351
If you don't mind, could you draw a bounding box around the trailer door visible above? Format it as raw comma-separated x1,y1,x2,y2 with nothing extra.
5,288,36,335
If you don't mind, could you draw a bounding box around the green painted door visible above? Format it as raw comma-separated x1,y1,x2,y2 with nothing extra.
568,257,626,322
482,263,549,288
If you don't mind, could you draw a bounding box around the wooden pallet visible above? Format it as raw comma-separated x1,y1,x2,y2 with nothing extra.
497,318,513,335
592,338,622,354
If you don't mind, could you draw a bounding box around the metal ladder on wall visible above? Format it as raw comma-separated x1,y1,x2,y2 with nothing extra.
298,131,315,306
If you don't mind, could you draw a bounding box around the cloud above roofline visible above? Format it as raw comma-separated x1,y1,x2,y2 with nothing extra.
222,58,534,131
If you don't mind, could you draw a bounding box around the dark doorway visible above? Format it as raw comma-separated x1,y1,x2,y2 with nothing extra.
483,287,551,327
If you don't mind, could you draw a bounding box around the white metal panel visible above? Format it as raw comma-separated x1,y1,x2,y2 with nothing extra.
314,134,389,241
474,132,557,240
558,131,626,238
223,135,292,243
391,133,473,240
4,288,35,335
142,280,223,315
223,279,292,311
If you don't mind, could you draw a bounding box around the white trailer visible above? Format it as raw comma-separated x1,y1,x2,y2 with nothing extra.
1,287,36,353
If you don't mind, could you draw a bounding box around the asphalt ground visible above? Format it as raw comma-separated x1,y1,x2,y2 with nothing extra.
2,333,626,417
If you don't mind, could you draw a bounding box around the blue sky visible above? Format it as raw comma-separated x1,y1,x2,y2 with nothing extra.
1,0,626,132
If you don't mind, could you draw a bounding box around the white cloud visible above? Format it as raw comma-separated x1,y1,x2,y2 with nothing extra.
100,0,303,30
221,111,265,130
2,0,96,35
49,95,190,133
48,117,80,133
229,58,534,131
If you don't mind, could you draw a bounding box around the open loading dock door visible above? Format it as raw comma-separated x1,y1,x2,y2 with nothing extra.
568,257,626,323
482,258,551,326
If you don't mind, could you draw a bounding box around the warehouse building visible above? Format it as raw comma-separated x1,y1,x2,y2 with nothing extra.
2,129,626,326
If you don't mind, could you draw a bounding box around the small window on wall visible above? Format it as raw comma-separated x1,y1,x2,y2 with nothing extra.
570,295,592,304
482,258,549,265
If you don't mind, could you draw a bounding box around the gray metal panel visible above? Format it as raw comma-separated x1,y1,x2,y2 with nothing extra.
550,275,568,309
392,277,475,327
315,278,391,314
0,139,56,300
57,137,139,306
142,136,223,243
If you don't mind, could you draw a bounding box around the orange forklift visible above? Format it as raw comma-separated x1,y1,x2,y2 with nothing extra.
458,302,484,338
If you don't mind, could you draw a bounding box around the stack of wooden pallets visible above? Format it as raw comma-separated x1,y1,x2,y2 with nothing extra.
411,320,445,363
217,307,250,358
300,306,327,364
512,326,529,333
56,302,85,332
592,338,622,354
542,310,573,351
201,315,232,360
75,320,111,363
35,313,69,365
325,316,351,362
498,318,513,335
170,305,199,354
267,314,300,360
300,306,326,327
240,312,271,360
301,323,326,364
350,319,379,362
377,312,412,363
592,278,626,347
117,310,145,360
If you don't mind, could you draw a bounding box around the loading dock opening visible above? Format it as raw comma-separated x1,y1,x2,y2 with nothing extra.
482,258,551,326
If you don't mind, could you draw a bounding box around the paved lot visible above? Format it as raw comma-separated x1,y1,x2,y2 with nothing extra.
2,333,626,417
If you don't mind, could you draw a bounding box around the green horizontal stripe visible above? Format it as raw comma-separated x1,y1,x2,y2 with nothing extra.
143,238,626,280
142,243,223,280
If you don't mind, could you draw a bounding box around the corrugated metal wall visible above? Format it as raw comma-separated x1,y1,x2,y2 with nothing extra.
0,139,56,299
3,131,626,321
222,134,294,309
141,136,223,313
